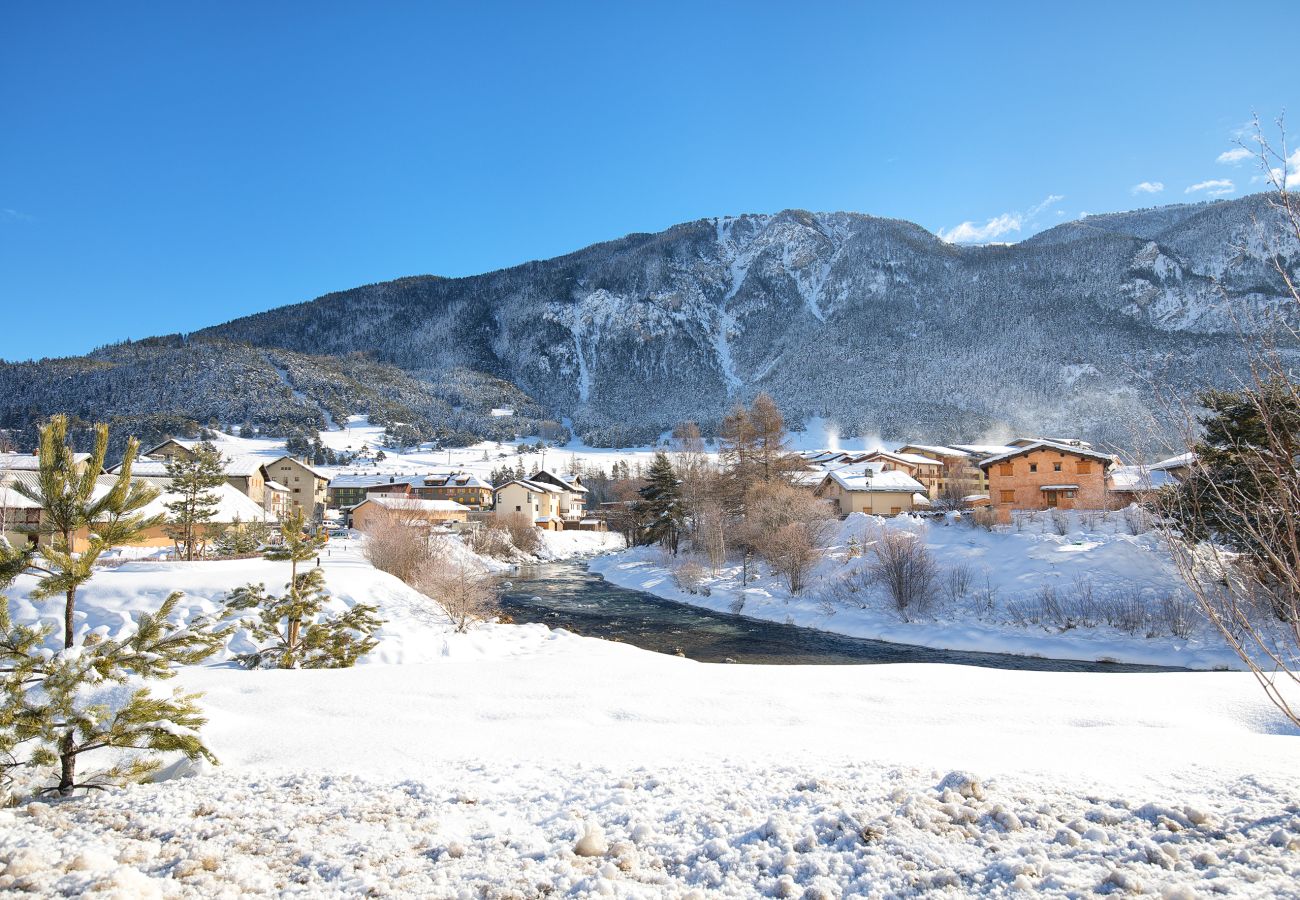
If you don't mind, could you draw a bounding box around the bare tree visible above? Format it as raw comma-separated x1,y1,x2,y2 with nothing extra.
869,530,938,619
1156,115,1300,727
360,511,430,584
418,560,500,633
743,482,834,594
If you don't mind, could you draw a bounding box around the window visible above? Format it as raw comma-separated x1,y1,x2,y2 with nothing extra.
999,463,1013,476
293,488,301,494
1000,490,1016,503
1077,461,1092,474
1053,463,1062,472
515,505,521,512
890,507,901,515
1029,463,1038,473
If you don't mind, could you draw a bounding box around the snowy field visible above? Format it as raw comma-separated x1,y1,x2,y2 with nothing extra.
590,511,1245,670
3,541,1300,897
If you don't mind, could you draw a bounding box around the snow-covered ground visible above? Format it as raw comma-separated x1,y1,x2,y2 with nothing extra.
3,540,1299,896
590,511,1245,670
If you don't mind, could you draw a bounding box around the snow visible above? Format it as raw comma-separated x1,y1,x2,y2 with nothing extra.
590,510,1247,670
2,528,1299,896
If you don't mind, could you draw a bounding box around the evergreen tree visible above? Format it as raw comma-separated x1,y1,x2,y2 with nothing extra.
163,440,227,560
225,508,382,668
4,415,229,795
213,516,271,556
635,452,686,553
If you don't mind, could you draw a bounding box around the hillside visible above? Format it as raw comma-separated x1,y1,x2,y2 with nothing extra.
4,194,1297,450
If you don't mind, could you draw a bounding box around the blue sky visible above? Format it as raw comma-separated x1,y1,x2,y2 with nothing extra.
1,1,1296,361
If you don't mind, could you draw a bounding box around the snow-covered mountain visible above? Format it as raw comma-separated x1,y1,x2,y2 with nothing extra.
193,193,1298,448
4,194,1296,450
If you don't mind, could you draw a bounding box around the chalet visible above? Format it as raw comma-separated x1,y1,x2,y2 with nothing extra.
812,464,928,517
978,440,1116,523
351,496,469,532
493,478,566,530
413,471,494,509
120,447,271,514
141,438,198,461
947,444,1019,493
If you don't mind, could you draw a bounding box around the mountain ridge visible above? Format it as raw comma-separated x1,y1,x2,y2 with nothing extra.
4,194,1297,451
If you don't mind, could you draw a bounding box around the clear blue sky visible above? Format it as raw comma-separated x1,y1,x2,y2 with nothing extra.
2,1,1295,361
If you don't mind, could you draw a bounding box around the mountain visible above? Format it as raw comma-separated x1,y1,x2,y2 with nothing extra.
4,194,1297,452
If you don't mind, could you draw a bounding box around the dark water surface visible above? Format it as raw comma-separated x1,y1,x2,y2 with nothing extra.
499,562,1185,672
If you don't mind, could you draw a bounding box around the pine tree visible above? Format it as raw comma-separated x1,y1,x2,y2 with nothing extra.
4,415,230,796
163,440,227,560
225,508,382,668
635,452,686,554
213,516,270,556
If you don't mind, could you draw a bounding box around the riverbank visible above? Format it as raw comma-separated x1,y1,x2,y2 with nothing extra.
589,512,1243,670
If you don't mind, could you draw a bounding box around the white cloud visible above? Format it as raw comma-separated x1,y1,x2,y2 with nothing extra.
1131,181,1164,195
937,194,1065,244
1216,147,1252,165
1185,179,1235,197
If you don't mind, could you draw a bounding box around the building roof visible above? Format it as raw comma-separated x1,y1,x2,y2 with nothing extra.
356,496,468,513
0,471,43,509
530,469,589,493
819,467,926,493
140,438,197,457
1038,484,1080,491
898,444,971,459
421,470,492,490
0,452,92,471
329,473,422,489
1107,466,1179,492
497,478,564,494
1150,452,1194,471
949,444,1018,458
106,459,172,476
861,449,943,468
977,440,1116,470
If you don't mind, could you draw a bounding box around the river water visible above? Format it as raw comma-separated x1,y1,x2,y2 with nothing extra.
498,562,1183,672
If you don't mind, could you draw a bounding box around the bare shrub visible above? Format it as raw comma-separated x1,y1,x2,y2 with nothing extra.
968,507,997,531
973,574,998,614
694,499,728,573
1103,590,1150,635
1079,510,1100,532
1049,509,1070,536
671,558,711,596
1121,505,1150,536
944,562,974,604
744,482,835,595
361,512,430,584
417,561,501,633
763,522,825,595
869,531,937,618
498,511,542,555
1159,593,1199,639
466,524,517,560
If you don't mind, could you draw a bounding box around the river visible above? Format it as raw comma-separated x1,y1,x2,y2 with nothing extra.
498,561,1184,672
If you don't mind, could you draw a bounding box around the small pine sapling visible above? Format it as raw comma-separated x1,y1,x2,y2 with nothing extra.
3,416,232,796
226,508,382,668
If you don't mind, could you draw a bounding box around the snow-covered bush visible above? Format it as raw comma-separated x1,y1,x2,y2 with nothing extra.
498,513,542,556
416,562,500,634
671,559,710,596
869,532,937,619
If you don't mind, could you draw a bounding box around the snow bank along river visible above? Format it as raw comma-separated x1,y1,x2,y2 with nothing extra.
501,562,1183,672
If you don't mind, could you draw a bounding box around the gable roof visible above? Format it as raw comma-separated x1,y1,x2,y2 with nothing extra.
897,444,971,459
421,470,492,490
529,469,588,493
817,466,926,493
496,478,563,494
1107,466,1180,492
949,444,1018,458
1,452,92,471
977,440,1116,470
329,473,422,489
860,449,943,468
264,456,329,480
355,496,468,513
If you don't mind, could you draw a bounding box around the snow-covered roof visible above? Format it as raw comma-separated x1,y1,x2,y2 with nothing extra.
820,468,926,493
224,454,274,477
356,497,468,513
1150,452,1194,471
141,438,197,457
949,444,1018,458
0,471,42,509
898,444,971,459
530,469,588,493
497,478,563,494
106,459,171,476
861,449,943,468
1038,484,1080,491
0,451,92,471
264,480,290,493
329,473,420,489
421,470,492,490
137,482,269,523
912,493,932,506
1108,466,1179,492
977,441,1115,469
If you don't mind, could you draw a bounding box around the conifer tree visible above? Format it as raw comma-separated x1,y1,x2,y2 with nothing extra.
635,452,686,554
3,415,230,795
163,440,227,560
225,508,382,668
